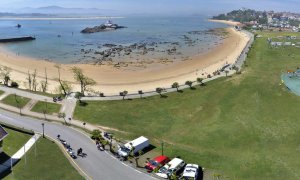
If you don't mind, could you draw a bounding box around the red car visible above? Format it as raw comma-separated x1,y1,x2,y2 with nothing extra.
145,155,170,171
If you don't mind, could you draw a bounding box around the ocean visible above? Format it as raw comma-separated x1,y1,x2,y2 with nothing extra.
0,16,228,64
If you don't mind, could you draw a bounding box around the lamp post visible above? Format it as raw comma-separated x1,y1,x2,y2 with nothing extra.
41,123,45,138
161,142,164,156
83,122,86,130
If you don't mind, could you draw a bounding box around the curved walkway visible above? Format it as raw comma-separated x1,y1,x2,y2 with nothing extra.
0,109,155,180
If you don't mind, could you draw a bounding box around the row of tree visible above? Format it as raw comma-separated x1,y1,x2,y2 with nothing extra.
0,64,96,97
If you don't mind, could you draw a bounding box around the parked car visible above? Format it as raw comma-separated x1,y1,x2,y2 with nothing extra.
156,158,185,179
117,136,149,158
145,155,170,172
181,164,199,180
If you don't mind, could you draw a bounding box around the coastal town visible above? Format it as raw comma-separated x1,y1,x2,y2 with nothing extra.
213,9,300,32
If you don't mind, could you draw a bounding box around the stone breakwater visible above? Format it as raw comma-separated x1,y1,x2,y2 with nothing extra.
0,36,36,43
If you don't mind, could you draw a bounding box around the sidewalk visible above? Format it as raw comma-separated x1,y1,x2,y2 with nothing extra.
12,134,41,159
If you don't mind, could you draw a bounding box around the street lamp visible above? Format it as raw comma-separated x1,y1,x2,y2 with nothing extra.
41,123,45,138
161,142,164,156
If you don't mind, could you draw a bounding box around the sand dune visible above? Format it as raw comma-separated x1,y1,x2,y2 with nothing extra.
0,26,250,95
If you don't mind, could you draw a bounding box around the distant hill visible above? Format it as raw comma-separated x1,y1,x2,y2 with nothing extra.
0,12,54,17
18,6,116,15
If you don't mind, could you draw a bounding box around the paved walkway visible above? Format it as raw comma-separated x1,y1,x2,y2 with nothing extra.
12,134,41,159
0,86,53,102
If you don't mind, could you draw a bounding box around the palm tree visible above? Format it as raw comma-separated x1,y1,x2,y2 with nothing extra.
156,87,163,97
185,81,193,89
171,82,179,92
196,78,204,86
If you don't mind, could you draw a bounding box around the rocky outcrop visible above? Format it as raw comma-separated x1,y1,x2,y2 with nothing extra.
81,24,126,34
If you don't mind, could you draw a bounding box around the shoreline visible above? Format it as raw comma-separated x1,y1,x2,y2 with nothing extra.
208,19,241,26
0,25,250,95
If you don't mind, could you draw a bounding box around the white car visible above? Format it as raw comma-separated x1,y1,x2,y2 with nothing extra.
156,158,185,179
181,164,199,180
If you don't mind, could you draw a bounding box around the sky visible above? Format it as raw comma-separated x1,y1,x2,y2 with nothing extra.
0,0,299,15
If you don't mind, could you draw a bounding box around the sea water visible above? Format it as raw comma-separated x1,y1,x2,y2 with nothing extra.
0,16,228,64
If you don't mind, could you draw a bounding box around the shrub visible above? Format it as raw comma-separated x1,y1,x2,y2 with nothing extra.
91,129,102,140
11,81,19,88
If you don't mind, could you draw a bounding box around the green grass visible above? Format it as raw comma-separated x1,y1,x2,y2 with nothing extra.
31,101,61,115
0,90,4,96
4,137,83,180
2,128,31,156
74,31,300,179
1,95,30,109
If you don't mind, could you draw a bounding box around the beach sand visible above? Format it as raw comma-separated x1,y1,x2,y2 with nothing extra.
0,26,250,95
208,19,242,26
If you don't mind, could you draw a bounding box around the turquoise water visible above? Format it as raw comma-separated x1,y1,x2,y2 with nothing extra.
0,16,227,64
281,73,300,96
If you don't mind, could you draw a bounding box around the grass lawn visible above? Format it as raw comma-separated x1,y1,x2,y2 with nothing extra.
1,95,30,109
31,101,61,115
74,31,300,179
2,128,31,156
0,90,4,96
4,137,83,180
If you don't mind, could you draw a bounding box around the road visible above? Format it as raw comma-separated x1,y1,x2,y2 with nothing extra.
0,109,155,180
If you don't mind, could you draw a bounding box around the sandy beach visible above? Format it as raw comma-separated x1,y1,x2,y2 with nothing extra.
208,19,241,26
0,26,250,95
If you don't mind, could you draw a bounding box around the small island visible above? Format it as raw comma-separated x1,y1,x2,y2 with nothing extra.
81,20,126,33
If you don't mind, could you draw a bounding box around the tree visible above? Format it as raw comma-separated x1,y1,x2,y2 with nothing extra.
26,70,32,90
196,78,204,86
232,66,239,74
71,67,96,96
171,82,179,92
32,69,38,91
138,90,143,99
75,92,83,103
55,64,68,96
121,90,128,100
40,68,48,93
225,70,229,77
185,81,193,89
156,87,163,97
14,94,21,115
0,66,11,86
56,80,72,96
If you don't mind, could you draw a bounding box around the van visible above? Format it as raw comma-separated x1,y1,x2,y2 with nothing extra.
118,136,149,157
156,158,186,179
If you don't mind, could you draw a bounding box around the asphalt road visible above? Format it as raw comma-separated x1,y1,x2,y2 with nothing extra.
0,109,155,180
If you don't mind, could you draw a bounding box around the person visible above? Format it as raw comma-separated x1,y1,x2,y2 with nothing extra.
57,134,60,139
77,148,82,156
